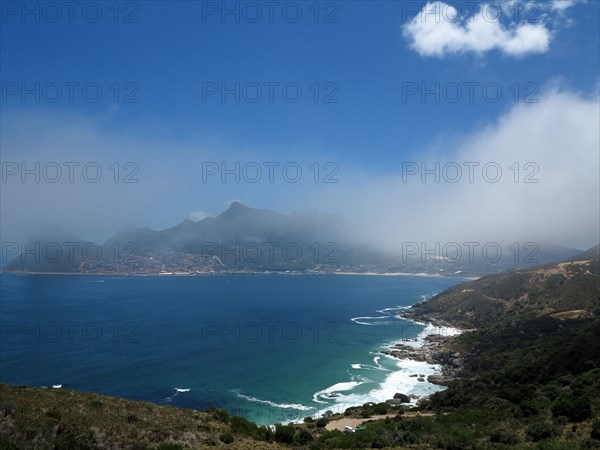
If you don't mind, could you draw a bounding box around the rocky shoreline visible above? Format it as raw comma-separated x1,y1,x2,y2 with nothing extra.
379,313,470,409
381,333,464,387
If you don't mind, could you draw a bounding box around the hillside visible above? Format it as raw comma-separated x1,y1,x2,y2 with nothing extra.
404,245,600,328
0,384,289,450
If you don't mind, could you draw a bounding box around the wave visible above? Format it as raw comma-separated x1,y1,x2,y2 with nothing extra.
231,389,312,411
310,359,445,415
165,387,191,402
350,316,395,326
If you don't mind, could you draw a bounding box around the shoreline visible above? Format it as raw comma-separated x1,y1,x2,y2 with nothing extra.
380,323,465,390
0,270,478,280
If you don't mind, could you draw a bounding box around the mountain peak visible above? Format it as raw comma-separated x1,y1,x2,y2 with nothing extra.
228,201,247,210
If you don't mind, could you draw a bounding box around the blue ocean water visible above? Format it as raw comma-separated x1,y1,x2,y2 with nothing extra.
0,273,463,425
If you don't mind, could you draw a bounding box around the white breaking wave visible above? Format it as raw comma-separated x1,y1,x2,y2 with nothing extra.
231,390,312,411
350,316,394,326
312,380,368,404
165,387,191,402
309,359,445,416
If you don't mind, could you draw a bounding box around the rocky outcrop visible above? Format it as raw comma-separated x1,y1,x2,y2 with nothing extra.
381,331,465,388
393,393,411,403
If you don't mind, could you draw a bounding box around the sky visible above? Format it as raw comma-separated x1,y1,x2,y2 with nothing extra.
1,0,599,252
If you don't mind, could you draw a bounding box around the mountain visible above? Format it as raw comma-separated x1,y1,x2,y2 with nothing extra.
404,245,600,328
3,203,583,275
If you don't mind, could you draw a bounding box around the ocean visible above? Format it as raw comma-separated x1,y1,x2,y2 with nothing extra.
0,273,463,425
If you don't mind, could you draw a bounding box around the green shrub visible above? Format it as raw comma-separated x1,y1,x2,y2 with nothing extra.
489,429,519,444
296,429,314,445
436,427,477,450
519,399,543,417
45,407,61,421
206,407,229,423
218,432,234,444
316,418,328,428
591,421,600,440
157,444,183,450
229,415,256,436
274,424,294,444
526,421,558,442
551,393,592,422
373,403,388,415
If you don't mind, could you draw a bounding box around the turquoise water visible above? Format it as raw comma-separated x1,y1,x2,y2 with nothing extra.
0,273,462,424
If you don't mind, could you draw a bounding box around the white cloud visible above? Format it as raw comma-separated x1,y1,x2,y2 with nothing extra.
320,88,600,250
551,0,575,11
188,210,210,221
403,1,552,57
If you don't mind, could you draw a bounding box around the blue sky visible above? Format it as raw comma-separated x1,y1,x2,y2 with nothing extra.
1,0,599,248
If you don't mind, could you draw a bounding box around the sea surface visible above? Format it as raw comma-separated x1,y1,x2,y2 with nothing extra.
0,273,463,425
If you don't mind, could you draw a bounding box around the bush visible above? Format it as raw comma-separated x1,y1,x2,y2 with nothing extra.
296,429,314,445
373,403,388,415
489,429,519,444
551,393,592,422
371,434,391,448
316,418,328,428
519,399,542,417
591,421,600,440
218,432,234,444
435,428,476,450
526,421,558,442
207,407,229,423
157,445,183,450
229,415,256,436
45,407,61,421
274,424,294,444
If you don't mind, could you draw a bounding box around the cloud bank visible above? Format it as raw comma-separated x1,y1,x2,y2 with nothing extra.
1,88,598,252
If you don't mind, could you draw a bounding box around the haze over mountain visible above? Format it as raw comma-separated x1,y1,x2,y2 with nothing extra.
3,203,582,276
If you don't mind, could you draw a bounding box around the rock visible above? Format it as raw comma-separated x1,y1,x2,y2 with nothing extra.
386,398,404,404
433,351,453,363
418,374,425,377
427,375,448,386
451,358,464,368
409,374,418,377
417,377,425,382
393,393,411,403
